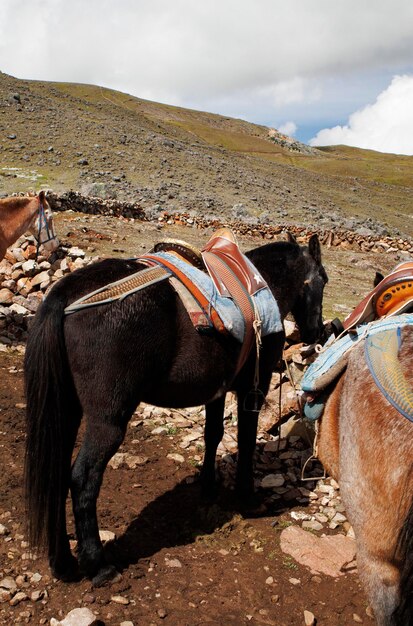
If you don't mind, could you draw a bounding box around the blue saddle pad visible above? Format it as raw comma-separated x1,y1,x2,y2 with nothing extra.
151,251,283,342
302,314,413,393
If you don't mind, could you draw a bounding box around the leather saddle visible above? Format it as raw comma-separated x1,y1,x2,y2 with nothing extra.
153,228,265,297
340,261,413,331
151,228,269,377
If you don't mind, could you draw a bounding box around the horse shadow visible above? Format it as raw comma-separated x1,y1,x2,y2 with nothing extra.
103,439,324,572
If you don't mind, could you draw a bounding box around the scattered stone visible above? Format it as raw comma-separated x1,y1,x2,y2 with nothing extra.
111,595,130,605
9,591,28,606
50,607,100,626
0,523,9,535
157,608,168,618
151,426,169,435
30,589,44,602
0,589,12,602
99,529,116,543
165,557,182,568
167,453,185,463
304,610,316,626
83,594,96,604
0,288,13,304
280,525,357,577
289,577,301,585
353,614,363,623
261,473,285,489
108,452,148,469
302,520,323,532
0,577,18,594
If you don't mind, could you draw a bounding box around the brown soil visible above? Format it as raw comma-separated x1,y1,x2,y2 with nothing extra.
0,350,373,626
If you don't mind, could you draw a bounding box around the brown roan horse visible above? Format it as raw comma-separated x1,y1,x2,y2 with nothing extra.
0,191,59,260
317,326,413,626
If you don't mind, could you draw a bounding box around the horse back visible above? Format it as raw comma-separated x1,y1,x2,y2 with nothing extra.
51,257,241,410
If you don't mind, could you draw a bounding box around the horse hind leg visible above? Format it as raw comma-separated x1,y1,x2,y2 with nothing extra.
71,416,130,586
49,410,82,582
200,395,226,501
356,547,401,626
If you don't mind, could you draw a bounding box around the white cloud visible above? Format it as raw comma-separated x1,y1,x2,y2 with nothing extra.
309,75,413,155
278,121,297,137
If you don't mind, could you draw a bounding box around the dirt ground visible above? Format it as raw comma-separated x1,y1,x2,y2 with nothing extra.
0,350,374,626
1,213,403,626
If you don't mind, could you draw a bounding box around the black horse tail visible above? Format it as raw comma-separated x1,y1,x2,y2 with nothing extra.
392,496,413,625
24,291,80,556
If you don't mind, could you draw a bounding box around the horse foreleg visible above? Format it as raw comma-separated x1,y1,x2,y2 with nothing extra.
200,395,226,500
71,419,127,586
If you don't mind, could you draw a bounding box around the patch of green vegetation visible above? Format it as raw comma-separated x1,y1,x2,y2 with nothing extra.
188,458,201,468
165,425,178,436
290,145,413,188
169,120,284,155
282,556,298,570
267,549,279,560
272,520,293,532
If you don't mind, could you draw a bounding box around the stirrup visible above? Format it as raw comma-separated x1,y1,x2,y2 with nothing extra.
243,388,265,412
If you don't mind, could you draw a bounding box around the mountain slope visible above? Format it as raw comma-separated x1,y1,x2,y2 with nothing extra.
0,72,412,236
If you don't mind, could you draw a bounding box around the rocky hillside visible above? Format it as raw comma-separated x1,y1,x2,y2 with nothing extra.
0,71,412,237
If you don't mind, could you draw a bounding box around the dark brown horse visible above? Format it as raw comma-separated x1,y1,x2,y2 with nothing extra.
24,234,327,586
318,326,413,626
0,191,58,260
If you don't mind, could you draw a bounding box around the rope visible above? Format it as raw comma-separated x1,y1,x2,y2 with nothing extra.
300,421,326,482
282,350,326,481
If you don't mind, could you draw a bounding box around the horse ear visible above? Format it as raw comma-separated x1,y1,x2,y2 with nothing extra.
308,234,321,265
374,271,384,287
286,231,297,244
38,190,45,203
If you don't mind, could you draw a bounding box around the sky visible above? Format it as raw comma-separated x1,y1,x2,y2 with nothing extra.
1,0,413,154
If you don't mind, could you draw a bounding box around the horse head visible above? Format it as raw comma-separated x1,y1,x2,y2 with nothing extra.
28,191,59,254
291,234,328,345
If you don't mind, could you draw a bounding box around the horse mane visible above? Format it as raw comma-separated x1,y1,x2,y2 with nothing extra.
0,196,34,210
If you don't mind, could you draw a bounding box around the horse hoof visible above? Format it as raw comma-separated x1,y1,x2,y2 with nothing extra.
200,483,219,503
236,491,266,517
92,565,121,587
51,556,81,582
241,501,267,517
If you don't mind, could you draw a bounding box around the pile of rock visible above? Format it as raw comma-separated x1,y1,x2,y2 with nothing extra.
267,128,320,156
48,190,145,220
156,210,413,255
0,236,92,345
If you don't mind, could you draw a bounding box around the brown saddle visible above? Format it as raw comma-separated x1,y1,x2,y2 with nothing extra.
343,261,413,330
201,228,266,296
152,228,264,296
152,228,268,379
